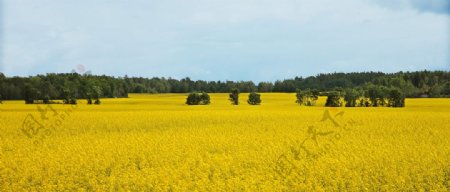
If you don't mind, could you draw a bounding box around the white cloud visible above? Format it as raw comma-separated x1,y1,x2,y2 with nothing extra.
1,0,448,81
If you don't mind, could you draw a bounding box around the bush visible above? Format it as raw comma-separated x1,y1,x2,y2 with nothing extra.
388,88,405,107
199,92,210,105
295,89,305,105
229,88,239,105
344,89,360,107
325,91,342,107
247,92,261,105
296,89,318,106
186,92,210,105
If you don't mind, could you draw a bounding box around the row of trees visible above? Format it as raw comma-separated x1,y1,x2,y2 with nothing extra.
186,90,262,105
186,85,405,107
0,70,448,104
294,85,406,108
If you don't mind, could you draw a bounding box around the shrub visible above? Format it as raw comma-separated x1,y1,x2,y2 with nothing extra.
344,89,360,107
325,91,342,107
186,92,210,105
247,92,261,105
296,89,318,106
229,88,239,105
388,88,405,107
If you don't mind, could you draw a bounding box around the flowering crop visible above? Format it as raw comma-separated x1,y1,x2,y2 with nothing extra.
0,94,449,191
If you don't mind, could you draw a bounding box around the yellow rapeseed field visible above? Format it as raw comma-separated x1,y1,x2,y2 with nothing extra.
0,93,449,191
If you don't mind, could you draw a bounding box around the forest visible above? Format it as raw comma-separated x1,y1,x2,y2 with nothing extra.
0,70,449,102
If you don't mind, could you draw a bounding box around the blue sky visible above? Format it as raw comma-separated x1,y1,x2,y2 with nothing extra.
1,0,449,82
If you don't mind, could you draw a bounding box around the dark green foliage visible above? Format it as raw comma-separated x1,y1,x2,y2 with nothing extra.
186,92,210,105
199,92,210,105
229,88,239,105
247,92,261,105
311,89,320,100
257,82,273,92
325,91,342,107
365,84,391,107
344,89,360,107
388,88,405,107
43,95,50,104
295,89,305,105
92,86,102,105
24,84,40,104
0,71,448,102
296,89,318,106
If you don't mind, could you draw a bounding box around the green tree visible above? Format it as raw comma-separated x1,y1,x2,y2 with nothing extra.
257,82,273,92
24,84,40,104
296,89,317,106
344,89,360,107
229,88,239,105
199,92,210,105
365,85,389,106
87,93,93,105
247,92,261,105
93,86,102,105
186,92,210,105
325,91,342,107
388,88,405,107
295,89,305,105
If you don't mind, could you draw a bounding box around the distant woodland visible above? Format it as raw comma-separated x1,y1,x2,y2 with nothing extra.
0,71,449,102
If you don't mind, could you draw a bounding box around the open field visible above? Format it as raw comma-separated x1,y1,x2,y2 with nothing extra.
0,93,449,191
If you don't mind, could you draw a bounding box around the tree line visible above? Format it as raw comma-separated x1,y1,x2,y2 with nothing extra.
186,86,404,107
0,70,448,104
186,89,262,106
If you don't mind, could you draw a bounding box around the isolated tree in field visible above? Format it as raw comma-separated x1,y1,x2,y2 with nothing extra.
295,89,305,105
247,92,261,105
199,92,210,105
325,91,342,107
229,88,239,105
344,89,360,107
296,89,318,106
186,92,210,105
388,88,405,107
186,92,200,105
